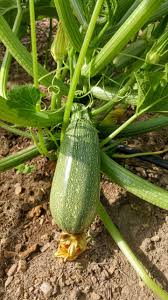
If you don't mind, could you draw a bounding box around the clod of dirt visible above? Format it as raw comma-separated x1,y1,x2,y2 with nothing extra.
17,259,27,272
27,204,47,219
19,244,39,259
7,263,18,277
40,282,53,297
0,137,9,156
151,235,160,242
5,276,13,288
140,238,155,252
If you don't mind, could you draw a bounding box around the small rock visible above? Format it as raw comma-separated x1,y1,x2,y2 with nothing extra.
164,153,168,160
91,275,97,284
15,243,22,253
23,292,28,299
69,288,81,300
15,286,24,297
40,282,53,297
40,234,50,242
83,285,91,293
160,175,168,186
7,263,18,276
29,286,34,292
5,276,13,288
151,235,160,242
40,242,50,253
90,292,101,300
15,183,22,195
0,138,9,156
17,259,27,272
101,269,109,280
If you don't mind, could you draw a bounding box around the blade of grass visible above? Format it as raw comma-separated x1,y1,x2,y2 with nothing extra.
97,202,168,300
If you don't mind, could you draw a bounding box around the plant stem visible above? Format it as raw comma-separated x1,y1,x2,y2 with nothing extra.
60,0,104,141
29,0,39,89
100,113,138,147
0,141,55,172
85,0,164,77
97,202,168,300
0,121,31,138
51,59,62,110
91,75,135,117
0,0,22,98
37,128,48,156
112,147,168,159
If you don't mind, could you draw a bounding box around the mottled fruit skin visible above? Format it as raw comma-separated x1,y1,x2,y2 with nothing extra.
50,118,100,234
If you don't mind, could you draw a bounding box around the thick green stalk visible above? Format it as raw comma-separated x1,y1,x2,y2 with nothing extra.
29,0,39,89
0,141,55,172
61,0,104,141
84,0,164,77
0,15,68,94
0,0,22,98
100,151,168,210
0,121,31,138
51,60,62,110
97,202,168,300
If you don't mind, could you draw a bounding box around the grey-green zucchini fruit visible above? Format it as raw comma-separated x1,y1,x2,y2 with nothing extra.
50,105,100,233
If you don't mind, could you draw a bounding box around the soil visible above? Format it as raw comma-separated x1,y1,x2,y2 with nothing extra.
1,20,168,300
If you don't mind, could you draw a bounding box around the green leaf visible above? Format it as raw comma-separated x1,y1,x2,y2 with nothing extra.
0,88,64,128
135,71,168,114
15,163,36,174
34,0,53,6
0,0,17,16
101,151,168,210
7,85,41,115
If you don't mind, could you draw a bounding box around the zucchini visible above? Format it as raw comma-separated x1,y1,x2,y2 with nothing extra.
50,105,100,234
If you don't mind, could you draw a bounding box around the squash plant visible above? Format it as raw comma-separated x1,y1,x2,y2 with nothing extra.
1,0,168,298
